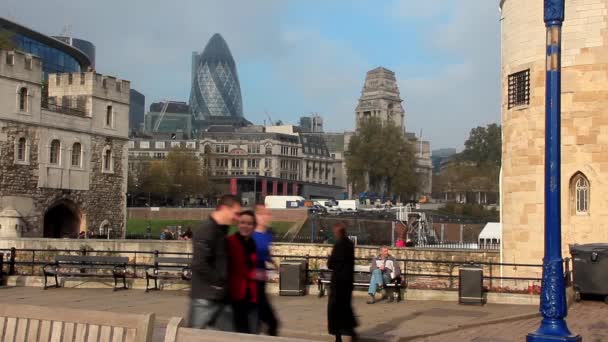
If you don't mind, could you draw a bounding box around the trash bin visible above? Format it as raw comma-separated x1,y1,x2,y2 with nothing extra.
459,263,484,305
570,243,608,303
279,259,307,296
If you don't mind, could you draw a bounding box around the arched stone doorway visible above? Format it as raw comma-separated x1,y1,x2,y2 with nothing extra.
43,200,82,238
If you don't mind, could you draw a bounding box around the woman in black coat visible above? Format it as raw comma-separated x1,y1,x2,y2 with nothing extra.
327,222,358,342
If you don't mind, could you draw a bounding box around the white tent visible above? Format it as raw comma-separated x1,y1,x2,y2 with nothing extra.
478,222,502,246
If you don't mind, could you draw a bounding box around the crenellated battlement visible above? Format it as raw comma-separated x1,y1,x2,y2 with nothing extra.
48,72,130,104
0,49,43,83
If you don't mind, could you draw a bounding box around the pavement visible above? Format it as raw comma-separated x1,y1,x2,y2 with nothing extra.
0,287,605,341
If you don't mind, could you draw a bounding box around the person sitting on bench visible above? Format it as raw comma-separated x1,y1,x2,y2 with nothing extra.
367,247,400,304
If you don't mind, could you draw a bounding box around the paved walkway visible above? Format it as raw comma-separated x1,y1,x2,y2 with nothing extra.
0,287,604,341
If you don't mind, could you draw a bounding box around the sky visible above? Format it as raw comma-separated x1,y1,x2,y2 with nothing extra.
1,0,501,150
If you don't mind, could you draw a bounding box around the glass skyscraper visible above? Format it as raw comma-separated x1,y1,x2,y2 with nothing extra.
1,17,92,76
190,33,243,119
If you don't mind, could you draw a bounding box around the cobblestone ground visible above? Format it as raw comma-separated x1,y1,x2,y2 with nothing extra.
412,301,608,342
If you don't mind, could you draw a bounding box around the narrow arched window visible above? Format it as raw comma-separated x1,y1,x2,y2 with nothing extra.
575,177,589,215
17,137,27,162
71,143,82,167
19,87,28,111
106,105,113,127
50,140,61,165
103,148,113,172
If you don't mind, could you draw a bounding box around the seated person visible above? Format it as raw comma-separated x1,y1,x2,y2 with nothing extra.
367,247,400,304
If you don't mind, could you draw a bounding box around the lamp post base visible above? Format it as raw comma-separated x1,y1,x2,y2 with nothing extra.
527,319,581,342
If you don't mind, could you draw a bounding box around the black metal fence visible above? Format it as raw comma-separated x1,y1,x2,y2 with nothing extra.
0,246,567,293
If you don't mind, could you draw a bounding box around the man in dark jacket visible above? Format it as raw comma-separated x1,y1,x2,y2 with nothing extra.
189,194,242,330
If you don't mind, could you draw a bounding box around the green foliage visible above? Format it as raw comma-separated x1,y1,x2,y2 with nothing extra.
436,123,501,194
345,118,418,197
440,203,499,221
129,147,210,201
458,123,501,166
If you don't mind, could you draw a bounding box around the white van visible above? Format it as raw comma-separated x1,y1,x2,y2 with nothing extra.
337,200,358,212
264,195,305,209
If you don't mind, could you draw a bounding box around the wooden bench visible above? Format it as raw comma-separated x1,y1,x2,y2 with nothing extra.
163,317,314,342
0,304,154,342
43,255,129,291
145,257,192,292
317,265,404,301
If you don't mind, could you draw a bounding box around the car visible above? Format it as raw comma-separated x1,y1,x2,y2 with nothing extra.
308,205,328,214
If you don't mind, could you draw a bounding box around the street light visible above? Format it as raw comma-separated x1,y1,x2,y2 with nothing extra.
527,1,580,341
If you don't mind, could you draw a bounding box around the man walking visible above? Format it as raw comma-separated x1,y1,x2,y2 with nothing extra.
189,194,242,330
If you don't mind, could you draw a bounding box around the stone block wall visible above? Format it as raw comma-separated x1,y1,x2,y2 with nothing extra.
0,122,127,237
501,0,608,277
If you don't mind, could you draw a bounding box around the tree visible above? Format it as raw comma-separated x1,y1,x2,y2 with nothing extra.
459,123,501,166
165,146,208,202
435,123,501,196
345,118,418,199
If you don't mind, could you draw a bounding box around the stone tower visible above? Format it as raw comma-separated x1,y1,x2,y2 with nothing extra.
500,0,608,280
355,67,405,132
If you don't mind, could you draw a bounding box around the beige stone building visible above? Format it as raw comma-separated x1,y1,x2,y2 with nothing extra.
500,0,608,278
0,49,129,239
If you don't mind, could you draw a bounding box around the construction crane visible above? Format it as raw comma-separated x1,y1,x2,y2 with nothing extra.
265,110,274,126
153,100,170,133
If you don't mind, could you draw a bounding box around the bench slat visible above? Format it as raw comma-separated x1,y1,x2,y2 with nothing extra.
15,318,28,342
63,322,76,342
100,325,112,341
28,319,40,341
112,327,124,342
4,317,17,342
87,324,99,342
56,255,129,264
125,328,137,342
39,320,52,341
50,320,63,342
74,323,87,342
154,257,191,264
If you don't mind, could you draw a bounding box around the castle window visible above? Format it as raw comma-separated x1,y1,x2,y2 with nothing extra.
265,145,273,155
25,58,33,70
71,143,82,167
19,87,28,112
103,147,113,172
106,105,113,127
50,140,61,165
508,69,530,109
15,137,28,163
572,174,589,215
6,52,14,65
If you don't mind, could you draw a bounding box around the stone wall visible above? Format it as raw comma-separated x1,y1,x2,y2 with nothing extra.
127,207,308,223
0,123,126,237
0,238,512,290
501,0,608,277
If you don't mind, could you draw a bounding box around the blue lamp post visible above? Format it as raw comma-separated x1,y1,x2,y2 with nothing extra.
527,1,580,341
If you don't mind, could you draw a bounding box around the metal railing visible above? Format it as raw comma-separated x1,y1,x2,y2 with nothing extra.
42,102,87,117
0,246,568,293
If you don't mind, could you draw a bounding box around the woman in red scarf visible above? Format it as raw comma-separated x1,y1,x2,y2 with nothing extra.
227,210,258,334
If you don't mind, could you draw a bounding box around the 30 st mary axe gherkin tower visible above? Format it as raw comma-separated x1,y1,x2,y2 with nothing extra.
190,33,243,119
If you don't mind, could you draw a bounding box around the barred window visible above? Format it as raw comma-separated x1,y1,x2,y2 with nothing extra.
508,69,530,109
